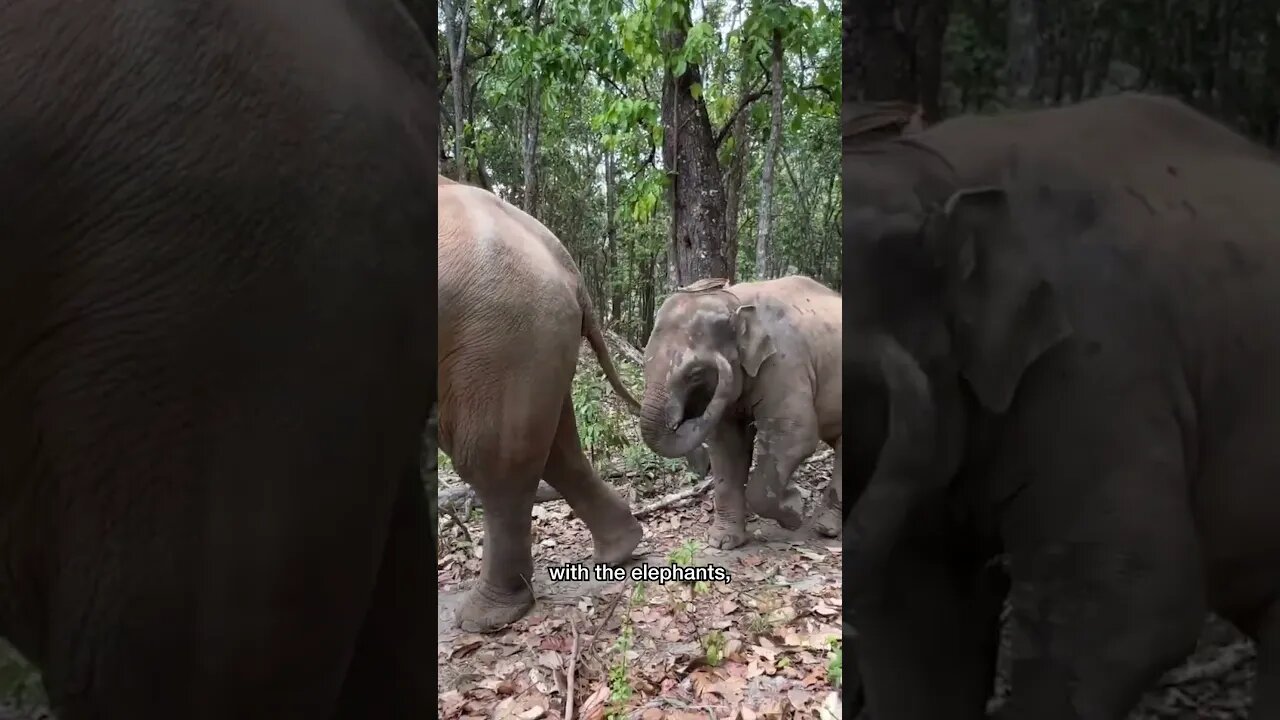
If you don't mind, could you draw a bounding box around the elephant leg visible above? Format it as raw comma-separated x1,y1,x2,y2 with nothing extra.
453,457,541,633
334,465,432,718
852,539,1005,720
813,436,842,538
706,419,753,550
995,468,1206,720
540,393,642,565
745,416,818,531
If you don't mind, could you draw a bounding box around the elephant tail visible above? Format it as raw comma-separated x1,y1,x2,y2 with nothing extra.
579,286,642,414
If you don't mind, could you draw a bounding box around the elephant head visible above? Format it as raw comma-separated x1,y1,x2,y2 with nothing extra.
639,278,773,458
843,177,1080,587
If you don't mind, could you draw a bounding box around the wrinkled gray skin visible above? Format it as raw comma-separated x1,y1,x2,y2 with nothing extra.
640,277,842,549
0,1,436,717
439,179,643,633
843,92,1269,243
844,101,1280,718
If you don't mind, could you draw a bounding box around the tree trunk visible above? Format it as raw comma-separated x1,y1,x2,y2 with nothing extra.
914,0,949,123
661,1,730,286
1006,0,1039,106
520,75,543,213
520,0,546,213
441,0,471,181
723,11,755,284
755,28,784,280
781,152,811,277
604,151,622,324
640,251,657,344
847,0,918,104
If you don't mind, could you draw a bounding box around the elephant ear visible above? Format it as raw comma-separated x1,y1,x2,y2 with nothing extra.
931,186,1072,413
733,305,776,377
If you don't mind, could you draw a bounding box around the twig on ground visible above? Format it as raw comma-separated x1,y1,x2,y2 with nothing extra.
564,615,580,720
441,508,474,546
634,478,714,518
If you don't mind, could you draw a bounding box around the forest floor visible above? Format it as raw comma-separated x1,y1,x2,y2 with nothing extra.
436,450,844,720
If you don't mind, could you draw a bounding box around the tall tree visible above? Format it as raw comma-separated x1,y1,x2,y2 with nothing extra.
1006,0,1040,105
441,0,472,181
520,0,546,213
661,0,731,285
755,24,784,278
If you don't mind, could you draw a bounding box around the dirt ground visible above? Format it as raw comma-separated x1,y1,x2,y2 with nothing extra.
436,450,845,720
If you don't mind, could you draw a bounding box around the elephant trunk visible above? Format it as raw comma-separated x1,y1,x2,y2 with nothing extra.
641,354,735,458
844,334,941,588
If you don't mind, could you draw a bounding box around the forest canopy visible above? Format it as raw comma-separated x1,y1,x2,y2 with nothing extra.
439,0,841,346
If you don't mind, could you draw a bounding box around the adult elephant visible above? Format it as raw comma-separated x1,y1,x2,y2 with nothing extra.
0,1,435,718
843,92,1270,236
438,179,643,633
843,128,1280,717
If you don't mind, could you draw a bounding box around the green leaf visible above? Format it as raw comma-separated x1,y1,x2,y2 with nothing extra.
690,82,703,99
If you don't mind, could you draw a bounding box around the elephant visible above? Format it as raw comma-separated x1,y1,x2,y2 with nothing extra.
0,1,436,717
639,276,842,550
844,92,1271,237
438,179,643,633
842,125,1280,716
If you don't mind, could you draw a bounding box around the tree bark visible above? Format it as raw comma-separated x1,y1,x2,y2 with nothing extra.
755,28,784,280
661,1,731,286
914,0,949,123
441,0,471,181
1006,0,1039,106
520,0,546,213
605,150,622,324
723,9,755,284
847,0,917,104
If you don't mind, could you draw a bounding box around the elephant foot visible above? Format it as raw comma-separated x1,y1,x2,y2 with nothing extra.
592,514,643,565
707,520,749,550
813,504,842,538
754,493,805,531
455,582,535,633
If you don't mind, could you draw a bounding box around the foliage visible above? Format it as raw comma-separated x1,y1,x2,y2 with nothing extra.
0,641,45,715
938,0,1280,145
439,0,841,347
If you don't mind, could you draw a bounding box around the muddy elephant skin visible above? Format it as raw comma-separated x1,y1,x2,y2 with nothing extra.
438,179,643,634
0,2,436,718
639,277,842,550
844,107,1280,718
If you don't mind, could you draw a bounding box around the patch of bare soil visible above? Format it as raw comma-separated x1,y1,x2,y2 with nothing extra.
437,450,844,720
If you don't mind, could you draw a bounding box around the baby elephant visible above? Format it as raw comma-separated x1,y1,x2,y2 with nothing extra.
639,276,842,549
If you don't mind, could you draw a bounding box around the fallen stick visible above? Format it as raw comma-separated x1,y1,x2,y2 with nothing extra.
564,615,580,720
633,478,714,518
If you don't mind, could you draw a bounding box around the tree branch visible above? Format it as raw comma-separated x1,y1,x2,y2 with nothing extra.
714,85,770,148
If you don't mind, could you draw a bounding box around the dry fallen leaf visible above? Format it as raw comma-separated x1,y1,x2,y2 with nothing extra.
578,683,611,720
817,691,842,720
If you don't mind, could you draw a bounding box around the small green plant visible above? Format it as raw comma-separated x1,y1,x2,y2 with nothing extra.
702,629,727,666
571,370,628,465
826,638,842,687
607,582,646,719
666,540,710,595
667,540,698,566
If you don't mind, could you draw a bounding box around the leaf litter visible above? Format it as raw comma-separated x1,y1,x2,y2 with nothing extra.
438,339,843,719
